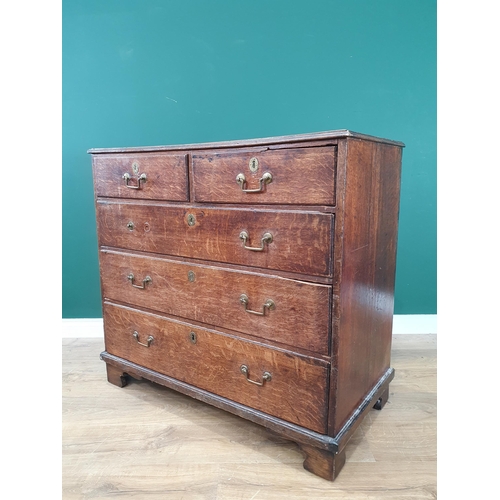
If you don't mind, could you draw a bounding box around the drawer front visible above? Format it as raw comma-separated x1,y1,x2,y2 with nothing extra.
100,250,331,354
192,146,337,205
93,153,188,201
96,201,333,277
103,302,329,433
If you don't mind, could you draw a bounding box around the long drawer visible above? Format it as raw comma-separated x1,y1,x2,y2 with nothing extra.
93,153,189,201
191,146,337,205
96,201,333,277
103,301,329,433
100,249,331,354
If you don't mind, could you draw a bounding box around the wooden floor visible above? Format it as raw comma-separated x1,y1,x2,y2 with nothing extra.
62,335,436,499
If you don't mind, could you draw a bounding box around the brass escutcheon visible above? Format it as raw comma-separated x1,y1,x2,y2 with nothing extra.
132,161,139,174
126,221,134,231
189,331,197,344
249,157,259,172
188,271,196,282
187,214,196,226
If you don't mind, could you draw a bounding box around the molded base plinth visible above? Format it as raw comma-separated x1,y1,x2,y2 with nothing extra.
101,355,393,481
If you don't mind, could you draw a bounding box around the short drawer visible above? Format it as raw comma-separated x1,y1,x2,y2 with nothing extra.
100,250,331,354
192,146,337,205
96,201,333,277
93,153,188,201
103,302,329,433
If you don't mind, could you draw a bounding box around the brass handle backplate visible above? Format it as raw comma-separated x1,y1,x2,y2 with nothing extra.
239,231,273,252
236,172,272,193
127,273,152,289
133,331,154,347
123,172,147,189
240,365,272,386
239,294,275,316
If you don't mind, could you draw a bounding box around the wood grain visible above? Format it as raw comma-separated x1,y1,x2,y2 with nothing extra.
99,249,332,354
332,138,402,434
93,153,189,201
89,130,405,483
103,301,330,433
62,334,436,499
96,201,334,276
192,146,336,205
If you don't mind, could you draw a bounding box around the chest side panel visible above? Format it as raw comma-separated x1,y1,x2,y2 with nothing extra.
332,138,402,435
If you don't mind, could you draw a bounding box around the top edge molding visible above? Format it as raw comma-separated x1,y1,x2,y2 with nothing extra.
87,130,405,154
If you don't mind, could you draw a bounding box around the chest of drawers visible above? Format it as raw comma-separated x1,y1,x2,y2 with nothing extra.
89,129,404,481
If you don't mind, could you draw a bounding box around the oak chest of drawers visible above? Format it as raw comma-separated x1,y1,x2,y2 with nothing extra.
89,130,404,481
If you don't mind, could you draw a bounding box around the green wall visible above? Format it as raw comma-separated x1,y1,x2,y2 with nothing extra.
62,0,436,317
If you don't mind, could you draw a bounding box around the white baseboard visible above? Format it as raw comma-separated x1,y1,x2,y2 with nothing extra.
62,314,437,338
62,318,104,338
392,314,437,334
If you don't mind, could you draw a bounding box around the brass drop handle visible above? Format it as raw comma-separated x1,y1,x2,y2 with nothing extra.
236,172,272,193
239,294,275,316
240,365,272,386
133,331,154,347
123,172,147,189
239,231,273,252
127,273,152,289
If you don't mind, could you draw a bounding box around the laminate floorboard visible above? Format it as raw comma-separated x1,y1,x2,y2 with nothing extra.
62,334,436,499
